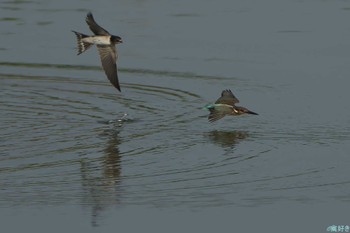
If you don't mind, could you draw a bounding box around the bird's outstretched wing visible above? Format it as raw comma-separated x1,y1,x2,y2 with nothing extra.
208,110,226,123
86,12,110,36
96,45,121,91
215,89,239,106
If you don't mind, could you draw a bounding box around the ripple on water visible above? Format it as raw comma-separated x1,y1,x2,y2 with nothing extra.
0,62,217,208
2,62,348,210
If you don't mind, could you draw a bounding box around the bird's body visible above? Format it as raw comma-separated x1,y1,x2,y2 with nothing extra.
204,89,258,122
80,35,112,45
72,12,123,91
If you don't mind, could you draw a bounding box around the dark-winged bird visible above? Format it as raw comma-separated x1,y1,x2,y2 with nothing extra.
204,89,258,122
72,12,123,91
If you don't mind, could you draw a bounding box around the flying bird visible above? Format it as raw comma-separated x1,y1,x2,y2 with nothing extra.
72,12,123,91
204,89,258,122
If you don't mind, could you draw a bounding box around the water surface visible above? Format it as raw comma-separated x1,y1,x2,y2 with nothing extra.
1,0,350,232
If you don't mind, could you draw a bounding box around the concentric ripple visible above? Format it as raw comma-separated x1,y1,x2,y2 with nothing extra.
1,62,349,212
0,62,267,209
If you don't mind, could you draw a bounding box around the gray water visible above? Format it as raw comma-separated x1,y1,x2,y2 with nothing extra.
1,0,350,232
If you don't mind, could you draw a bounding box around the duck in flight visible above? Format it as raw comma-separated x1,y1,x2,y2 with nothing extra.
204,89,258,122
72,12,123,91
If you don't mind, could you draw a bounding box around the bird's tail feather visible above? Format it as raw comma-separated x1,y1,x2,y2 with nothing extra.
72,31,93,55
203,104,215,110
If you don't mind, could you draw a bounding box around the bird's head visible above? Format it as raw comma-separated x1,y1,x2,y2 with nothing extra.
234,106,258,115
111,35,123,44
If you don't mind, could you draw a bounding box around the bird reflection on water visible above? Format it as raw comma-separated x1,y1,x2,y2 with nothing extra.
206,130,249,149
80,116,127,227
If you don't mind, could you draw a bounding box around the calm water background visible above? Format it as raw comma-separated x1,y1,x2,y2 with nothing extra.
1,0,350,232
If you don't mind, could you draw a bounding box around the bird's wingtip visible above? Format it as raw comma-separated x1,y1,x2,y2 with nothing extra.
86,12,94,21
114,83,121,92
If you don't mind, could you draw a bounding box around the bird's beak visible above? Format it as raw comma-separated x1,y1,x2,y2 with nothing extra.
247,110,258,115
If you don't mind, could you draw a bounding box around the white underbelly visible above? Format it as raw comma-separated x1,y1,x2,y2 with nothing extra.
82,36,111,45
